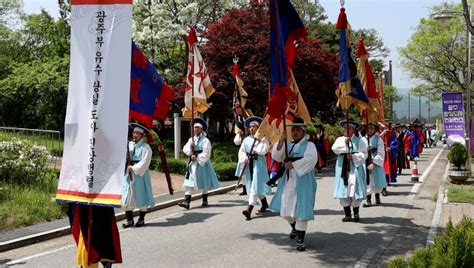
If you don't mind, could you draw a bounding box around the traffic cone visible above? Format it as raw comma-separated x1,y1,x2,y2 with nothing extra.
410,160,419,182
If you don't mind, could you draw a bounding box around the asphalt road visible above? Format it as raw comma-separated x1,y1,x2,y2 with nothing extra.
1,146,447,267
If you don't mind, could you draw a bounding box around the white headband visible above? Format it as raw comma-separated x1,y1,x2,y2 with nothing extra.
249,121,260,127
133,127,144,134
194,123,203,129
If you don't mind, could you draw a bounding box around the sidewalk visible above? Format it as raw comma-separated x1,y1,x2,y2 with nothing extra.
0,170,238,252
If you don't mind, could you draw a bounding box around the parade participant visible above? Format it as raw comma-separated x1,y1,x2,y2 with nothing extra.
431,126,440,146
234,122,248,195
395,124,408,174
269,117,317,251
380,122,398,196
311,124,330,173
362,123,387,207
332,119,367,222
238,116,272,220
407,124,420,160
122,123,155,228
178,118,220,209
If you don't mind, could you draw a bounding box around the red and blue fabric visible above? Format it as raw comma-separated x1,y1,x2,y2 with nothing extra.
268,0,307,122
129,41,163,129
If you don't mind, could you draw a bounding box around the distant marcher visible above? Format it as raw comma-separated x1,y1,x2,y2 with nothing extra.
311,124,331,173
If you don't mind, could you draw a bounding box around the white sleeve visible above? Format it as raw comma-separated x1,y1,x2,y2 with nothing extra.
238,141,247,163
131,144,152,177
372,136,385,167
352,137,368,167
196,138,211,166
292,142,318,177
233,134,242,146
271,140,286,162
253,138,269,155
183,138,193,156
332,137,349,155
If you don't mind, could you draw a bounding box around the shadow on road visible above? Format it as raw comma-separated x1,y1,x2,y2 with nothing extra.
147,212,221,227
246,217,428,266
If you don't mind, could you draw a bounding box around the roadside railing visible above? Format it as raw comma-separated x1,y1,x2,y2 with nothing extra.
0,127,63,168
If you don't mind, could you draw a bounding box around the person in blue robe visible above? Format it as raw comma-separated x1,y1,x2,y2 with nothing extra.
238,116,272,220
269,117,317,252
178,118,220,209
332,120,368,223
363,123,387,207
122,123,155,228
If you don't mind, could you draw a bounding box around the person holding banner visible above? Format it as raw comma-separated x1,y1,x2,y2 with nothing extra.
332,120,368,223
362,123,387,207
178,118,220,209
122,123,155,228
238,116,272,220
269,117,317,252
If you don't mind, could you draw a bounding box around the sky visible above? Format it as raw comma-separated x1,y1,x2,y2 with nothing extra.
23,0,453,92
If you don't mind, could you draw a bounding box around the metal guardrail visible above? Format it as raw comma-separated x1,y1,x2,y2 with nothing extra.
0,127,63,168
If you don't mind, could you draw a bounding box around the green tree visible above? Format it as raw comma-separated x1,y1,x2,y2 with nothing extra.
399,2,465,96
132,0,239,85
383,84,402,121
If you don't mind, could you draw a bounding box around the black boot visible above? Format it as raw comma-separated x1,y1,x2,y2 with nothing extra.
375,193,381,204
363,195,372,207
258,197,269,213
289,222,297,239
296,230,306,251
178,195,191,209
353,207,360,222
135,211,146,227
122,211,134,228
342,206,352,222
242,205,254,220
202,194,208,207
239,186,247,196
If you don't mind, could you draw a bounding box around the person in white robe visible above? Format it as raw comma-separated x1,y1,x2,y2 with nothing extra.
332,120,368,222
122,123,155,228
363,123,387,207
234,128,248,195
178,118,220,209
269,117,317,251
238,116,272,220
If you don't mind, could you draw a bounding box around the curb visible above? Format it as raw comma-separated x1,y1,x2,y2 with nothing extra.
0,183,238,253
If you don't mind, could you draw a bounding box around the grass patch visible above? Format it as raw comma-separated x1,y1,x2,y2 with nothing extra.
448,184,474,204
0,182,67,232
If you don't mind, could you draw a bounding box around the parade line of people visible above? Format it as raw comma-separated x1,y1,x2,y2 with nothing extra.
122,117,437,252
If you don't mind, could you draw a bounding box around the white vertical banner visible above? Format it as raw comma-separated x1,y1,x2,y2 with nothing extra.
56,0,132,207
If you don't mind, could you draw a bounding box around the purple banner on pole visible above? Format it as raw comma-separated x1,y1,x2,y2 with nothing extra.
442,92,465,141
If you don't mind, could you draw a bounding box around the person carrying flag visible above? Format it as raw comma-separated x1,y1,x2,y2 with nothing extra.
363,122,387,207
332,119,368,223
238,116,272,220
121,122,155,228
178,118,220,209
269,117,318,252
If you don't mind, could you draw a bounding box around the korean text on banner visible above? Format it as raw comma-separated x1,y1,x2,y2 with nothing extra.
441,92,466,143
56,1,133,207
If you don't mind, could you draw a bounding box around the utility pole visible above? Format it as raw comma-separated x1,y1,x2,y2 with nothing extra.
389,60,393,118
408,92,411,122
418,94,421,120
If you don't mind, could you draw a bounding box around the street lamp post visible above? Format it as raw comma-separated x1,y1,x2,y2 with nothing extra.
433,5,472,164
